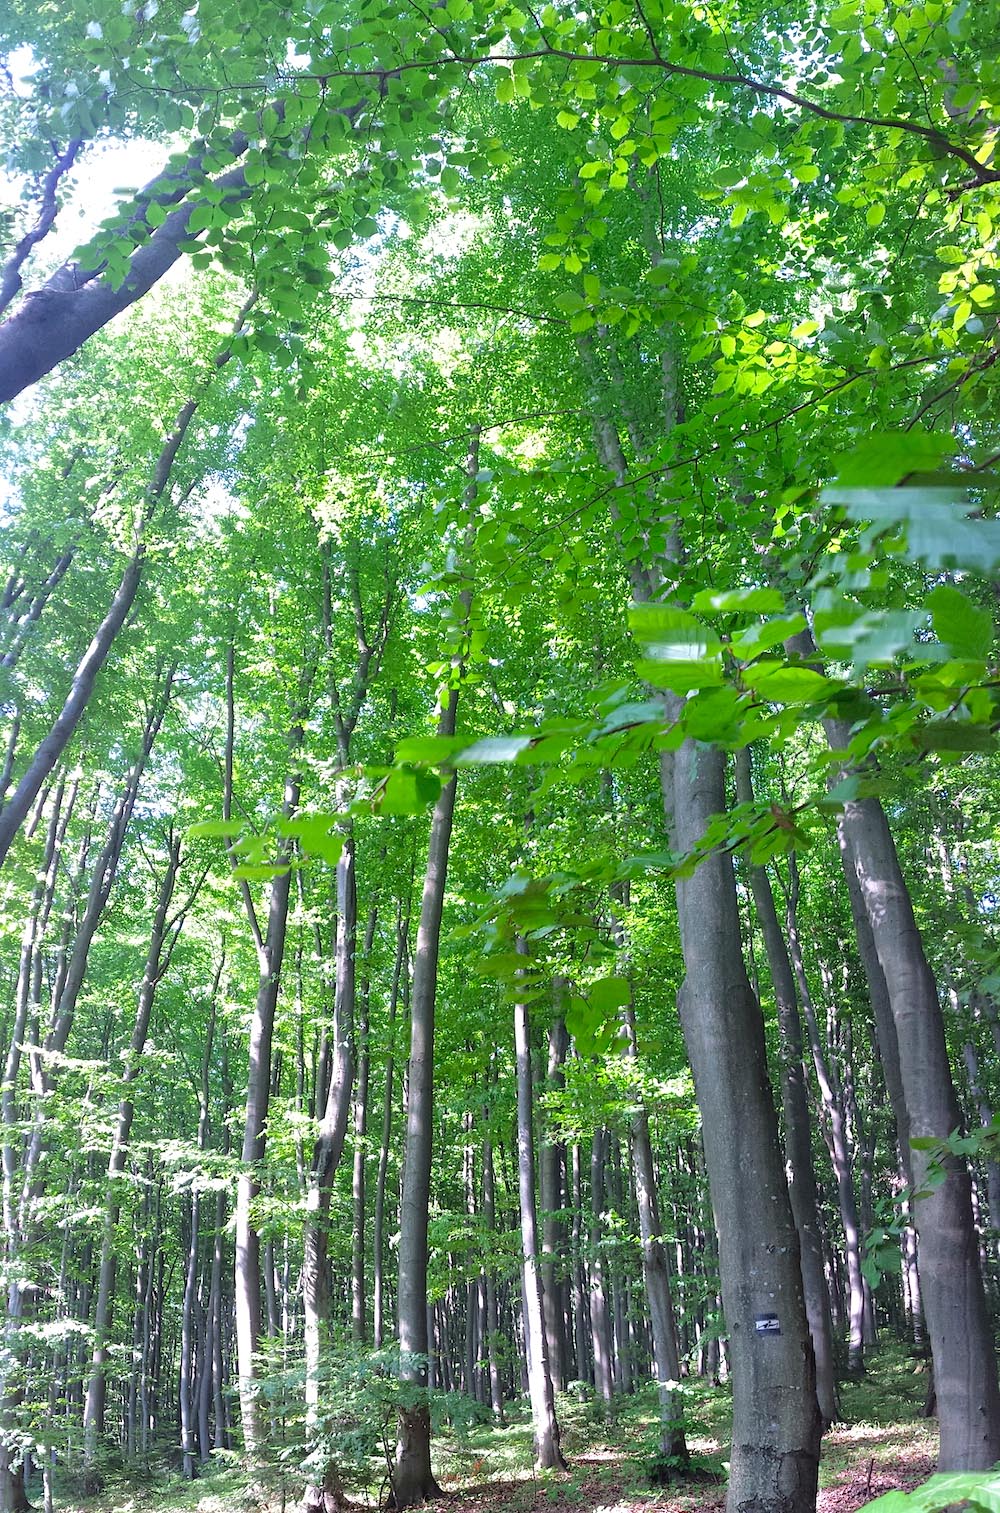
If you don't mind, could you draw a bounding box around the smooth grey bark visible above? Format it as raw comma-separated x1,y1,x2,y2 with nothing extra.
181,967,221,1478
784,855,865,1380
0,142,256,403
480,1103,505,1423
513,949,566,1471
962,1040,1000,1252
734,752,837,1425
351,905,378,1344
672,741,821,1513
232,672,306,1464
580,329,819,1512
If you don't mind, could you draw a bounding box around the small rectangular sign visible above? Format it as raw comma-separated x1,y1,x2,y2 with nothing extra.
755,1313,781,1334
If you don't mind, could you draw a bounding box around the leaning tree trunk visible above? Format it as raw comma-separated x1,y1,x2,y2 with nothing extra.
833,778,1000,1467
792,614,1000,1468
513,947,566,1471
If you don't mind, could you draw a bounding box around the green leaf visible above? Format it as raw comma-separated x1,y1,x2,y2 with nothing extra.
394,735,466,764
456,736,534,763
926,584,993,661
691,587,786,615
277,814,345,865
589,976,631,1014
188,819,245,839
378,768,442,815
630,604,724,691
743,664,833,702
831,433,957,488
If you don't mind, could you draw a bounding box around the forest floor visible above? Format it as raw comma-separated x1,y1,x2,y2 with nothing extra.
56,1346,937,1513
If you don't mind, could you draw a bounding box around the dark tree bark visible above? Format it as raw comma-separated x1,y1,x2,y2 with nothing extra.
392,429,479,1508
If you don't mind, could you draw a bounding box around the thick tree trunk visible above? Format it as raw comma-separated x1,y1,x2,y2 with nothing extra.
671,741,821,1513
734,752,837,1425
513,952,566,1471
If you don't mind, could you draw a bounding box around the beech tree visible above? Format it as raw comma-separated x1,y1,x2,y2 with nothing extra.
2,1,1000,1512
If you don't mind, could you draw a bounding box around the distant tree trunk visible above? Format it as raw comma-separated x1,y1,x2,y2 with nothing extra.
589,1128,615,1406
374,904,407,1350
352,905,378,1344
623,1005,689,1465
234,769,301,1463
513,947,566,1471
480,1102,505,1424
539,1013,567,1393
83,833,186,1468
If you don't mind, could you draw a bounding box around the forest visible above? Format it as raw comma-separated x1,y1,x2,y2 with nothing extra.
1,1,1000,1512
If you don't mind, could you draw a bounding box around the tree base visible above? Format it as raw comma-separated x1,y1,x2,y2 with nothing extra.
303,1467,348,1513
648,1453,720,1489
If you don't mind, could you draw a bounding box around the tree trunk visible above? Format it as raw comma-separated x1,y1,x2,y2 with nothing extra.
392,428,479,1508
82,833,184,1467
623,1006,689,1464
513,947,566,1471
374,904,407,1350
671,740,821,1513
734,751,837,1424
234,771,300,1462
302,838,357,1503
392,739,456,1506
352,904,378,1343
822,697,1000,1468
